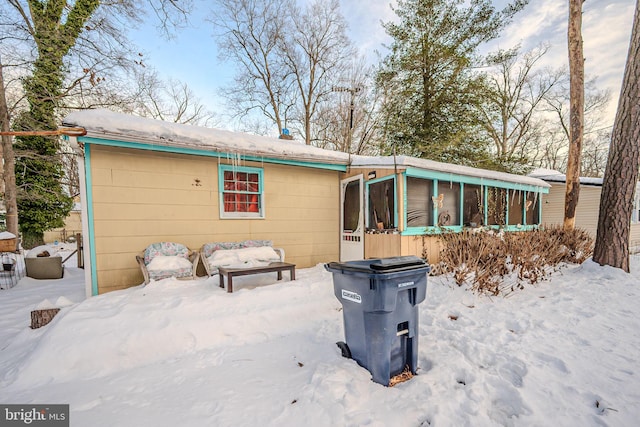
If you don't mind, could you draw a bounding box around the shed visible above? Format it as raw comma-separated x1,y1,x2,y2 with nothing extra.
529,169,640,250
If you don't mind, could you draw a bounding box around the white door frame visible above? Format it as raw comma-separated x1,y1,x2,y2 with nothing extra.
340,174,365,261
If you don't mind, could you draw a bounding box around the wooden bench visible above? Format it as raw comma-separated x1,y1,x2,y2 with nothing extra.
218,262,296,293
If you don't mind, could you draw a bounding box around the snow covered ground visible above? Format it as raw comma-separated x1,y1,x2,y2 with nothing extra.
1,252,639,426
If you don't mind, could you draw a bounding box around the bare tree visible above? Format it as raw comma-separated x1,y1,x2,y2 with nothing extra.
212,0,354,144
313,57,382,154
537,126,611,178
593,0,640,272
125,71,220,126
537,75,611,175
479,44,562,166
211,0,295,136
544,77,610,142
579,129,610,177
564,0,585,231
534,127,569,172
1,0,192,113
282,0,354,145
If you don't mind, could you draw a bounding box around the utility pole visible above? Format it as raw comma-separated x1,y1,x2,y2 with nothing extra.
332,86,361,152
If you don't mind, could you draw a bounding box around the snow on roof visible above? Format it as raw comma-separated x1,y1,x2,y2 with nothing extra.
63,109,351,165
352,155,550,188
528,169,603,186
528,168,564,178
63,109,548,189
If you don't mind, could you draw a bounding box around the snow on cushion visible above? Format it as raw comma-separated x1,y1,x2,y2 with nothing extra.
208,250,241,267
0,231,16,239
201,240,274,258
207,247,280,268
237,246,280,262
26,245,62,258
201,242,244,258
143,242,190,265
146,255,193,272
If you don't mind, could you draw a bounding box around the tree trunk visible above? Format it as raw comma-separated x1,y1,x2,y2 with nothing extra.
0,58,19,236
564,0,585,231
30,308,61,329
593,0,640,272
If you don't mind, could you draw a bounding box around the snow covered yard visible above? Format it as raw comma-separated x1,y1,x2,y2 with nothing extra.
1,257,639,426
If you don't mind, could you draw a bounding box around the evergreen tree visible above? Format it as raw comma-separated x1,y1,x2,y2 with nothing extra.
12,0,100,247
376,0,528,166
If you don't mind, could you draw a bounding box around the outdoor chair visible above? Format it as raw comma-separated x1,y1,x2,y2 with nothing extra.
199,240,284,276
136,242,199,284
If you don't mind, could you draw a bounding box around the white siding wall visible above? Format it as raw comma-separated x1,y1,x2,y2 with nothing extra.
541,182,640,251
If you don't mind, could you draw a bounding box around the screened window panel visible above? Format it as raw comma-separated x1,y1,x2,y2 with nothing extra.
437,181,460,226
525,192,540,225
343,180,360,232
487,187,507,225
508,190,525,225
368,179,395,229
463,184,483,226
407,177,433,227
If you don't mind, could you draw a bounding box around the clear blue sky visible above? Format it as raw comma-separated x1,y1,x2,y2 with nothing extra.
129,0,635,128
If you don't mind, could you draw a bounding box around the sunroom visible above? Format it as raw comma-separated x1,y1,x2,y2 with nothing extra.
339,156,551,263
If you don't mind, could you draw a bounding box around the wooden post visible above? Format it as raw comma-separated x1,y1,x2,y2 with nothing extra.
76,233,83,269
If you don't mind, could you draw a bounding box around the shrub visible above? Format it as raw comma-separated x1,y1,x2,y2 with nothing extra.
437,225,594,295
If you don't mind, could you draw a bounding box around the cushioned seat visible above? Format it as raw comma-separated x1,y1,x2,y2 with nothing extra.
200,240,284,276
136,242,199,284
25,256,64,280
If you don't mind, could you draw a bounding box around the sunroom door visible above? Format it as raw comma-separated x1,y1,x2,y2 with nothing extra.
340,175,364,261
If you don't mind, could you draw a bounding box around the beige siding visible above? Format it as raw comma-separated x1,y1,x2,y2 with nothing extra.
541,183,601,236
542,182,640,250
89,146,340,294
401,234,442,263
630,225,640,251
573,186,601,235
365,233,401,259
365,233,442,264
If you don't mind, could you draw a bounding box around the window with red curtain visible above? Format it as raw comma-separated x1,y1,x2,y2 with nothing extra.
220,166,263,217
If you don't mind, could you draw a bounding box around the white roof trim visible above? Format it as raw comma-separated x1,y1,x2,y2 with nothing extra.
63,109,350,165
352,155,550,188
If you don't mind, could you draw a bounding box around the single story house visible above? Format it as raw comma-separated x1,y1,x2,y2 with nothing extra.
529,169,640,249
63,110,550,296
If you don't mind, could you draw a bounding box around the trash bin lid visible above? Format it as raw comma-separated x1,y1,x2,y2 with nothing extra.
368,256,426,271
325,256,428,275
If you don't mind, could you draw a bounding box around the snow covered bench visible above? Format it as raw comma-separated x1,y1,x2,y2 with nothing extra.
199,240,285,277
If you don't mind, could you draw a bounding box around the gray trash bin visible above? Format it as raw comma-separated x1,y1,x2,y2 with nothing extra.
325,256,430,386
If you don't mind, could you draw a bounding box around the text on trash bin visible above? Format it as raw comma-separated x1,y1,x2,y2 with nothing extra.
341,289,362,304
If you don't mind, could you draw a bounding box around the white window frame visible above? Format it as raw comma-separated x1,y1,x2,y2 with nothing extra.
218,165,265,219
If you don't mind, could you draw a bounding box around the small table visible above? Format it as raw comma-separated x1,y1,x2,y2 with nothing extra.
218,262,296,293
